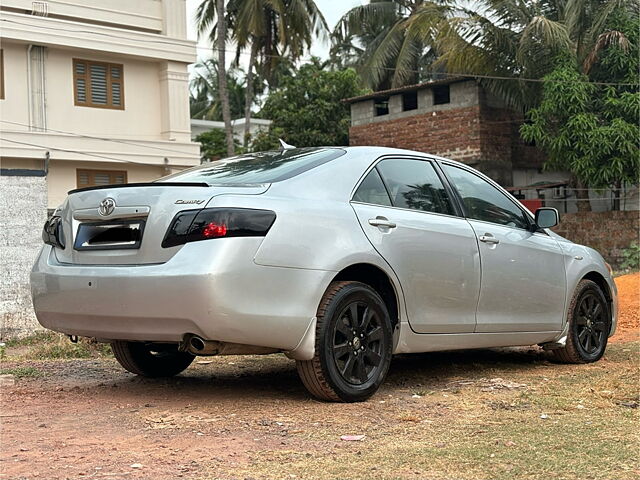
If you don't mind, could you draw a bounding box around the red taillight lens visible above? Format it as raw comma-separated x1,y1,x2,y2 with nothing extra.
203,222,227,238
162,208,276,248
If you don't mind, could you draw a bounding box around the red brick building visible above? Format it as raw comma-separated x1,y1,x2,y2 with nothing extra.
346,77,546,187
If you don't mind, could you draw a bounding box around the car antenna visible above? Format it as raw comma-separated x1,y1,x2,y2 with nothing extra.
279,138,296,151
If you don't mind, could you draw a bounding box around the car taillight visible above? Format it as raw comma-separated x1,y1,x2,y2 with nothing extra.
162,208,276,248
42,216,65,249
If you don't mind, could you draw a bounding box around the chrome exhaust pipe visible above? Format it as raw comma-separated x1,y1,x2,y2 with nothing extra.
189,336,206,352
180,333,280,356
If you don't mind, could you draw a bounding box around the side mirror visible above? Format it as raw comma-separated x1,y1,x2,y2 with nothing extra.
534,207,559,229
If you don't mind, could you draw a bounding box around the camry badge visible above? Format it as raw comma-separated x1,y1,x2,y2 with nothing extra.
98,197,116,216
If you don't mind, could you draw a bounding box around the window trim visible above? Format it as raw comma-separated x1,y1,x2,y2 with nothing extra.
73,59,125,110
349,155,464,219
439,161,536,232
76,169,128,188
0,49,5,100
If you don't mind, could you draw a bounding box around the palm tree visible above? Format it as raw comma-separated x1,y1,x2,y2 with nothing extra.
333,0,453,90
196,0,235,156
197,0,328,147
433,0,637,109
190,60,246,121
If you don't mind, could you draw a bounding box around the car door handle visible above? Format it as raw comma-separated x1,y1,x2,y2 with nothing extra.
479,234,500,245
368,217,396,229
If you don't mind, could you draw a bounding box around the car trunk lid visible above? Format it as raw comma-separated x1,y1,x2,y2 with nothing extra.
53,183,269,265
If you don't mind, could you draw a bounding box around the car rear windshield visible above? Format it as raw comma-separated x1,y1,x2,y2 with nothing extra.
159,148,346,185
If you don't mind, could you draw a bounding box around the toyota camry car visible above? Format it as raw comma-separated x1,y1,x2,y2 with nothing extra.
31,146,618,402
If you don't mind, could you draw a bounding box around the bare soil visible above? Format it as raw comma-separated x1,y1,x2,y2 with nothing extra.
1,273,638,480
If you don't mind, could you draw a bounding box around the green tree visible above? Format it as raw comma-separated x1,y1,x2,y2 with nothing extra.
520,9,639,212
252,61,368,149
434,0,637,109
195,129,242,162
333,0,452,90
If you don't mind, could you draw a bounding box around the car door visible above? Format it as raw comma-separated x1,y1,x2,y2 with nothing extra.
441,163,566,333
351,157,480,334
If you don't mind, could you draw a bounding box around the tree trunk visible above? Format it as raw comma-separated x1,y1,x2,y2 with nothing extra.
243,40,258,148
216,0,234,157
573,177,592,212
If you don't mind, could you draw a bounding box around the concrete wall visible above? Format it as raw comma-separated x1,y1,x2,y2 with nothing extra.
0,174,48,339
350,80,480,127
552,210,639,266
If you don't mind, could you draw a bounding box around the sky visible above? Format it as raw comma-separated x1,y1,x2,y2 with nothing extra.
184,0,364,66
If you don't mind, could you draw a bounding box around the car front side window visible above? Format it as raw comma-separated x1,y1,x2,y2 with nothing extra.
442,164,529,229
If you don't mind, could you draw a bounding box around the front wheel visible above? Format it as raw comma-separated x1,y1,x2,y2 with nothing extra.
111,341,194,377
553,279,611,364
296,281,393,402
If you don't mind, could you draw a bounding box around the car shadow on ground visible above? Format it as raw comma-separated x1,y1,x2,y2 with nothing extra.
95,346,552,402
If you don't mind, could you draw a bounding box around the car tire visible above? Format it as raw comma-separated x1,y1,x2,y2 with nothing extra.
111,341,195,377
552,279,611,364
296,281,393,402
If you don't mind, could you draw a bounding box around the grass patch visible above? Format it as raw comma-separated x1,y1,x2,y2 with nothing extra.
3,331,58,347
0,366,42,378
3,332,113,360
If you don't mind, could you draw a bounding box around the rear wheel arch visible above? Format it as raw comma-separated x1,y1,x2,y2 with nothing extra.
331,263,400,332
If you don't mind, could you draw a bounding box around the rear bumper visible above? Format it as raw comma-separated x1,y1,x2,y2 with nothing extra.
30,239,334,351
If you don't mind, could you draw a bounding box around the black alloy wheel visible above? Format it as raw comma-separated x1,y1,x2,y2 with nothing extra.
296,281,393,402
574,292,607,356
553,279,610,364
332,301,385,385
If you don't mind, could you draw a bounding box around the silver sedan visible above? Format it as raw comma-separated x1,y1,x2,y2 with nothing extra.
31,146,618,402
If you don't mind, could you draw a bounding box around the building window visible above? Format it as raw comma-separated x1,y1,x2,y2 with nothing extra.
0,49,4,100
374,97,389,116
77,169,127,188
433,85,450,105
402,91,418,111
73,59,124,109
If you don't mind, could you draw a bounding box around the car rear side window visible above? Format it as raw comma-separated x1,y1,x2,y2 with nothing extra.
376,158,455,215
442,164,529,229
352,169,392,206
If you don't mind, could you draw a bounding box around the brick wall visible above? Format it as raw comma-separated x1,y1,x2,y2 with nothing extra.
349,103,520,186
0,174,48,339
350,105,484,162
552,210,639,266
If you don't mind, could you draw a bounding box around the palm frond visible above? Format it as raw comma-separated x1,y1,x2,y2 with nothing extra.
583,29,631,72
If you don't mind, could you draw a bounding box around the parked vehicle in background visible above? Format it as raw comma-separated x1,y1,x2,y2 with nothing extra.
31,146,617,402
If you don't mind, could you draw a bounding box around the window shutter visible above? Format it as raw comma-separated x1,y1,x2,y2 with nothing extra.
77,171,89,186
73,60,124,109
90,64,108,105
74,60,87,104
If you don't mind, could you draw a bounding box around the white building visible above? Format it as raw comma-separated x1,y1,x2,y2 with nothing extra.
191,117,272,144
0,0,200,208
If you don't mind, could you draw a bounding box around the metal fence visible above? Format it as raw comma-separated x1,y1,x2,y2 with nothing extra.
509,185,639,213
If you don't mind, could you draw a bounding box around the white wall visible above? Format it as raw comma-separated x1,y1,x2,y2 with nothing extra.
45,49,164,140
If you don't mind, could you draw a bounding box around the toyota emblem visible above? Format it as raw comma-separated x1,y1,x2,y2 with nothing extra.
98,197,116,216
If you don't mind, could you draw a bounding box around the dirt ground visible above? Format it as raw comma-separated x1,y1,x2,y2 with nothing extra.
1,273,638,480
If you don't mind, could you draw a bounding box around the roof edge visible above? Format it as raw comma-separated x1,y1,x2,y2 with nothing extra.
343,76,471,104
